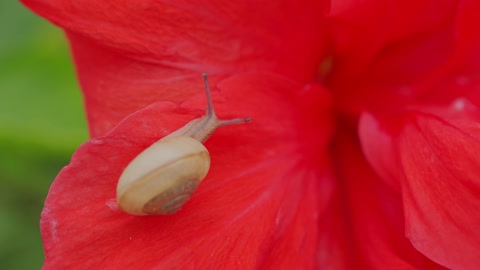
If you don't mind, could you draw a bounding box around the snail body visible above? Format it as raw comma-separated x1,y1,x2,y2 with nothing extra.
117,73,250,215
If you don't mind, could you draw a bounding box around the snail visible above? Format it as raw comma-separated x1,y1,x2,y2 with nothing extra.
117,73,251,215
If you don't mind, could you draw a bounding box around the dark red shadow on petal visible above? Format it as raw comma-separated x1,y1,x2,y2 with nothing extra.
331,125,445,269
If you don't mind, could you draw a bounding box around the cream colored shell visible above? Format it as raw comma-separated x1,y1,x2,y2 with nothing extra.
117,136,210,215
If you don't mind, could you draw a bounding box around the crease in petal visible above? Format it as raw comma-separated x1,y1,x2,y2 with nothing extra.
332,128,444,270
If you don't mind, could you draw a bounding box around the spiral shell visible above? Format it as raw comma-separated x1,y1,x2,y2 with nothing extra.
117,136,210,215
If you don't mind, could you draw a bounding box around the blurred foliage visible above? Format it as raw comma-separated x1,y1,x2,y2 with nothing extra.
0,1,88,269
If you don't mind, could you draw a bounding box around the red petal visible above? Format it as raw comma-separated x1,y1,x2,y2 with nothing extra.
359,108,480,269
398,113,480,269
40,73,335,269
326,0,459,115
332,129,444,269
327,0,457,73
21,0,331,136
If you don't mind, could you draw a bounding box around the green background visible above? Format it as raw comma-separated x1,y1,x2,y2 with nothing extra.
0,1,88,269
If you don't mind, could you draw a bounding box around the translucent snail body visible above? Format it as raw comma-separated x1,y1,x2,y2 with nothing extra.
117,73,250,215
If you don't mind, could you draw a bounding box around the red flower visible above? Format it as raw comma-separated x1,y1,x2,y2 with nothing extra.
22,0,480,269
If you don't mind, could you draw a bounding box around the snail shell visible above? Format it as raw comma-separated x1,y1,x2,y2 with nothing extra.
116,73,250,215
